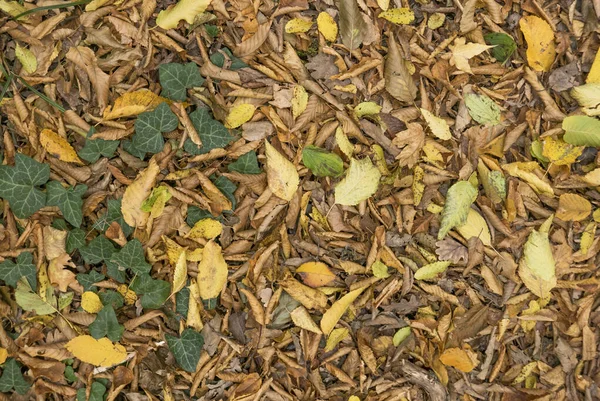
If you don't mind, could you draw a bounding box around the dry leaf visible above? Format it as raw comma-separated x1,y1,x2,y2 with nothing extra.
321,287,365,335
171,249,187,296
65,335,127,367
40,129,83,164
518,215,556,298
334,158,381,206
519,15,556,72
225,104,256,129
103,90,167,120
439,347,479,373
156,0,211,29
265,141,299,201
296,261,336,287
420,109,451,140
556,193,591,221
450,38,494,74
290,306,322,333
196,240,227,306
122,158,160,227
385,34,417,102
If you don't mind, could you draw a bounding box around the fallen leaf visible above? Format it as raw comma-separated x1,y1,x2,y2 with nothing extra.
296,261,336,287
440,347,479,372
156,0,211,29
196,240,227,309
290,306,322,333
519,15,556,72
393,326,411,346
265,141,299,201
334,157,381,206
317,12,338,42
455,209,492,246
335,127,354,158
562,115,600,147
438,181,478,240
587,48,600,83
385,34,417,102
321,287,365,335
121,158,160,227
40,129,83,164
464,93,501,126
48,253,78,292
450,38,494,74
414,261,451,281
421,109,451,140
171,249,187,296
103,89,167,120
285,18,313,33
15,44,37,74
378,8,414,25
518,215,556,298
81,291,104,313
338,0,366,50
302,145,344,177
225,104,256,129
291,85,308,118
65,335,127,367
556,193,591,221
542,137,584,165
187,218,222,240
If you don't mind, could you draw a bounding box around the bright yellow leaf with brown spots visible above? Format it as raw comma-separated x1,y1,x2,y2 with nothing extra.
103,89,167,120
39,129,83,164
224,104,256,129
519,15,556,72
285,18,313,33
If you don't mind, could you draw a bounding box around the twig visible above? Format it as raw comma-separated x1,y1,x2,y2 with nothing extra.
398,360,448,401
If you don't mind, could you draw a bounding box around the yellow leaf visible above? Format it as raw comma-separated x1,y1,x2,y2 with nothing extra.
502,162,554,195
317,12,338,42
187,218,222,240
456,209,492,246
594,209,600,222
15,44,37,74
348,397,361,401
163,235,185,266
103,89,167,120
580,222,596,256
0,347,7,364
420,109,451,140
414,261,451,281
413,165,425,205
291,85,308,119
354,102,382,118
290,306,322,333
81,291,103,313
379,8,415,25
335,127,354,158
156,0,211,29
450,37,494,74
85,0,112,11
542,137,584,165
187,279,203,331
587,48,600,83
39,129,83,164
324,327,349,351
428,13,445,29
121,158,160,227
196,240,227,302
439,347,479,373
571,83,600,116
265,141,299,201
519,15,556,72
171,249,187,296
371,260,389,278
334,158,381,206
296,261,336,288
556,193,591,221
224,104,255,129
285,18,313,33
65,335,127,367
117,284,137,305
0,0,28,18
141,185,172,219
320,287,365,335
280,276,328,310
518,215,556,298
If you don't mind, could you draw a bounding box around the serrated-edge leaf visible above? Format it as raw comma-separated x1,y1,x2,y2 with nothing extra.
438,181,478,239
334,158,381,206
562,115,600,147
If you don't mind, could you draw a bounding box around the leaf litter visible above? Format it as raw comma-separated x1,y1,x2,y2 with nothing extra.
0,0,599,400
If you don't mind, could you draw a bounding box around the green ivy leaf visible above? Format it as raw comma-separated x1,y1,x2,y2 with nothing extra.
0,252,36,289
184,108,235,155
95,199,133,237
64,366,77,383
159,62,204,101
228,151,261,174
132,102,179,154
131,274,170,309
0,358,31,395
121,139,147,160
99,290,124,309
176,286,190,317
76,270,105,291
52,219,68,230
186,206,213,226
67,228,86,253
77,381,106,401
0,153,50,218
89,305,124,342
210,48,247,70
562,115,600,147
464,94,501,126
302,145,344,177
79,235,116,264
484,32,516,63
438,181,478,240
46,181,87,228
110,239,151,275
165,328,204,372
106,260,127,283
78,129,119,163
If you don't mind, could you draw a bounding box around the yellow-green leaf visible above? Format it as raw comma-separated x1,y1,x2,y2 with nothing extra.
421,108,451,140
438,181,478,240
393,326,411,346
414,261,451,281
354,102,382,118
518,215,556,298
571,83,600,116
334,158,381,206
265,141,299,201
15,44,37,74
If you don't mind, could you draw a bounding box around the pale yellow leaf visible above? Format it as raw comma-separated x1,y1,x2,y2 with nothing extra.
81,291,103,313
187,218,222,240
571,83,600,116
285,18,313,33
420,108,451,140
450,38,494,74
156,0,211,29
354,102,382,118
187,279,203,331
556,193,591,221
171,249,187,296
580,222,596,256
40,129,83,164
587,49,600,83
502,162,554,195
414,261,451,281
455,209,492,246
290,306,322,333
542,137,584,165
320,287,365,335
440,347,479,372
335,127,354,158
65,335,127,367
324,327,349,351
317,12,338,41
0,347,7,364
376,0,389,10
291,85,308,119
334,158,381,206
296,261,336,288
518,215,556,298
280,276,328,310
15,44,37,74
428,13,445,30
519,15,556,72
378,8,414,25
121,158,160,227
0,0,28,18
265,141,299,201
583,168,600,186
225,104,256,129
103,89,167,120
196,240,228,302
117,284,137,305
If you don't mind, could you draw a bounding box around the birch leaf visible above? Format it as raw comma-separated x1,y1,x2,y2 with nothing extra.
464,93,501,126
171,250,187,296
378,8,414,25
265,141,299,201
334,158,381,206
224,104,256,129
66,336,127,367
438,181,478,240
414,261,451,281
571,83,600,116
385,34,417,102
40,129,83,164
103,89,167,120
285,18,313,33
455,209,492,246
518,216,556,298
562,116,600,147
556,193,591,222
339,0,366,50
